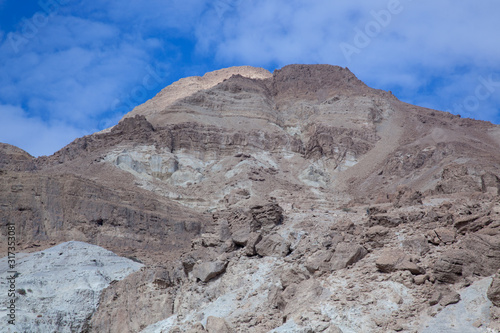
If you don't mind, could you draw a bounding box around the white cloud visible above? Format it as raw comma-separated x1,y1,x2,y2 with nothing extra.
194,0,500,123
0,12,173,156
0,104,86,157
1,0,499,157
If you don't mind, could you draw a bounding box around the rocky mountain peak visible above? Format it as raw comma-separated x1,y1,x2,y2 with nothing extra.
121,65,272,126
271,64,369,96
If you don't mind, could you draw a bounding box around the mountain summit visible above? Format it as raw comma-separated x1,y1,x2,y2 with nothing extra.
1,64,500,332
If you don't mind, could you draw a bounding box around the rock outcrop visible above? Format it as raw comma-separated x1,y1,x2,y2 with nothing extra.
0,241,142,333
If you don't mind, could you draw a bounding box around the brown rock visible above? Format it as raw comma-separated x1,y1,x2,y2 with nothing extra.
255,233,290,257
305,250,333,273
231,229,250,247
413,275,428,285
434,234,500,283
402,236,430,256
487,270,500,307
330,242,367,270
280,266,309,288
376,250,424,275
250,203,284,232
364,226,389,248
433,227,456,244
397,260,425,275
439,291,461,306
244,233,263,256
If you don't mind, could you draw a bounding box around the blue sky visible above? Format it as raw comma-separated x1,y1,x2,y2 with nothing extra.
1,0,499,157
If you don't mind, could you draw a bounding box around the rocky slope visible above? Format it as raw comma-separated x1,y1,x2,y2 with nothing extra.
0,241,143,333
1,64,500,332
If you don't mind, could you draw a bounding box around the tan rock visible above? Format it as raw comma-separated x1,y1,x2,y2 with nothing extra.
206,316,232,333
330,242,367,270
376,250,424,275
376,250,405,273
305,250,333,273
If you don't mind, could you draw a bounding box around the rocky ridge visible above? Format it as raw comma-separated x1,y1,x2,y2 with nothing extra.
1,64,500,332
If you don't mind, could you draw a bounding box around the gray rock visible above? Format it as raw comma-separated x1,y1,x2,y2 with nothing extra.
192,261,227,282
245,232,263,256
0,241,142,333
439,291,461,306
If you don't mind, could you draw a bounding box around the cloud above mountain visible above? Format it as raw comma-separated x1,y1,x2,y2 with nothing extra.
0,0,499,156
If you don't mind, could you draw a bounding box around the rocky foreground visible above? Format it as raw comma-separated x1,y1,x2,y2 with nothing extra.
1,64,500,332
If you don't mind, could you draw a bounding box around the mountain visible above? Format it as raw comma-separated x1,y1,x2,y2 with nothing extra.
1,64,500,332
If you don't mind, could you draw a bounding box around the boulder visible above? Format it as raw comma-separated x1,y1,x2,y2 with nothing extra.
330,242,367,270
376,250,404,273
433,227,456,244
376,250,425,275
192,261,227,282
244,233,263,256
280,266,309,288
434,234,500,283
255,233,290,257
439,291,461,307
250,202,284,232
305,250,333,273
402,236,430,256
232,229,250,247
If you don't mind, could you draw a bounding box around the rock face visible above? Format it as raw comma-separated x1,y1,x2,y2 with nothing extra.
1,64,500,332
0,241,142,333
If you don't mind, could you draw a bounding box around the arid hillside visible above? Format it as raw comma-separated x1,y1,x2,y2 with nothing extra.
1,64,500,333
